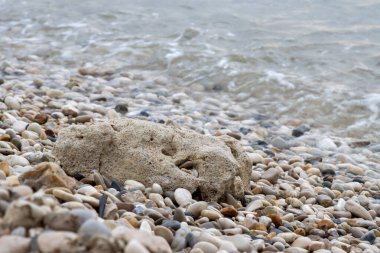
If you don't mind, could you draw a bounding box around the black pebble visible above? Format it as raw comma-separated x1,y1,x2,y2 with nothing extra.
98,194,108,218
292,125,310,137
115,104,128,114
110,180,123,191
140,110,150,117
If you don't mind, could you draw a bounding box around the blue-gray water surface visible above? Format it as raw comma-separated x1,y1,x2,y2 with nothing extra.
1,0,380,140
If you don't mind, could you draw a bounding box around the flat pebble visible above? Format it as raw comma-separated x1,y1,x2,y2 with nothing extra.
193,241,218,253
37,231,78,253
201,209,222,220
154,225,174,244
124,239,150,253
78,219,111,241
0,235,30,253
345,200,372,220
174,188,193,206
187,201,208,217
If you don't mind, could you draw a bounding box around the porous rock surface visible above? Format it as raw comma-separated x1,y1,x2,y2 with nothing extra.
53,118,251,201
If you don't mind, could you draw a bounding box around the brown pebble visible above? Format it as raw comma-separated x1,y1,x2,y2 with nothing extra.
0,161,11,176
221,206,238,217
268,213,283,227
116,203,135,211
294,228,306,236
318,219,335,230
0,134,11,142
252,223,267,232
75,115,93,124
33,113,49,124
78,67,89,76
124,216,139,228
62,108,78,117
227,132,242,140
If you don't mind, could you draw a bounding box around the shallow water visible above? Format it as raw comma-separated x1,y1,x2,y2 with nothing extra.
1,0,380,140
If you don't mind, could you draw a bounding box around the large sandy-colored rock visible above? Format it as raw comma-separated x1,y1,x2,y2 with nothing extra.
53,118,251,201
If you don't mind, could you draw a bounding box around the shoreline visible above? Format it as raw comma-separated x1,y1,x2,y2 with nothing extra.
0,67,380,253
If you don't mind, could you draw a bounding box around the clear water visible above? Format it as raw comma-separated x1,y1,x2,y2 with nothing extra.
1,0,380,140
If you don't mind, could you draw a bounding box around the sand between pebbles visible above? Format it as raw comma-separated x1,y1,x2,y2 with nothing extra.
0,67,380,253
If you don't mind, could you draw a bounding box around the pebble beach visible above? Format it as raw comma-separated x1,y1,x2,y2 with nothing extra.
1,1,380,253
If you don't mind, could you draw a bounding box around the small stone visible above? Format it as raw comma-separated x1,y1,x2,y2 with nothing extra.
6,155,30,167
193,241,218,253
139,219,153,234
271,136,289,150
345,200,372,220
261,167,281,184
149,193,165,207
318,219,335,230
0,235,30,253
119,190,146,203
115,104,129,114
33,114,49,124
12,185,33,197
277,232,298,243
248,153,263,165
162,220,181,230
0,161,11,176
246,199,263,212
27,123,42,135
0,134,11,141
44,212,77,231
221,234,252,252
351,227,364,238
124,180,145,191
37,231,78,253
220,206,238,217
306,167,321,176
268,213,283,227
4,96,21,110
187,201,208,218
19,162,76,190
346,164,365,175
173,208,187,222
331,246,346,253
201,210,222,220
219,218,236,229
46,89,65,97
292,125,310,137
317,195,333,207
53,189,82,202
4,199,47,228
75,115,93,123
6,175,20,186
151,183,163,194
12,121,28,133
154,226,174,244
171,226,189,251
317,137,337,151
62,106,79,117
174,188,193,206
252,223,267,231
78,220,111,241
273,241,285,251
309,241,325,251
361,230,376,244
124,239,150,253
33,79,43,87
